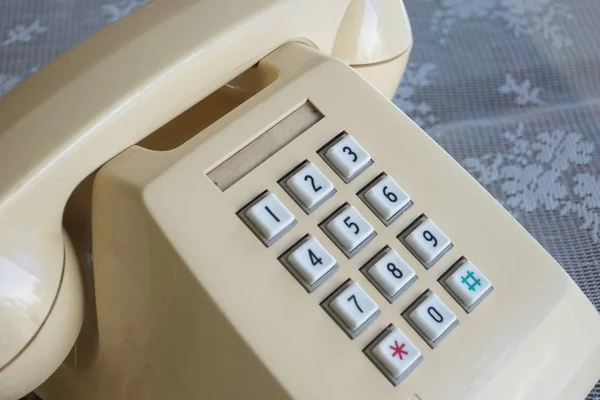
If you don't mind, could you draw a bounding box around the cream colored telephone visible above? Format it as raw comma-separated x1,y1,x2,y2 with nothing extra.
1,1,599,399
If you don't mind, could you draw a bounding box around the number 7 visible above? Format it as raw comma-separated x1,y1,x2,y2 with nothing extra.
347,294,363,313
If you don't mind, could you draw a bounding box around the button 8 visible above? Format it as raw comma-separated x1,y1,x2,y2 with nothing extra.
362,247,416,303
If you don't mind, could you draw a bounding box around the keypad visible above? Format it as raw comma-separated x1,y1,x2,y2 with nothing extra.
404,291,458,348
440,259,493,312
238,132,493,386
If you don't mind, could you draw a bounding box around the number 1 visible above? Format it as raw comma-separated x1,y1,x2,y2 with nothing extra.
265,206,280,222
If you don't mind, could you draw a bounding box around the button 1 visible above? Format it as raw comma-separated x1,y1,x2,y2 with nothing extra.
400,216,452,268
403,291,458,348
281,236,337,292
322,280,380,339
362,247,416,303
321,204,376,258
365,325,422,386
282,161,335,213
322,134,372,182
361,174,411,225
240,192,296,246
441,259,493,312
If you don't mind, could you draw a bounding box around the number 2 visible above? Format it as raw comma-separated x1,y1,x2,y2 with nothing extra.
304,174,322,192
347,294,363,313
342,146,358,162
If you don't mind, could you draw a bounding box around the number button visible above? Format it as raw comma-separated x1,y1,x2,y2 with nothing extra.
283,162,335,213
400,216,452,268
362,175,411,224
362,248,416,302
365,325,422,386
403,291,458,347
322,204,376,257
241,192,296,246
323,280,380,338
322,134,372,182
282,236,337,292
440,259,493,312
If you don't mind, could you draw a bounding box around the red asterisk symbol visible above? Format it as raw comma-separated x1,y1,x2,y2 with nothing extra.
390,341,408,360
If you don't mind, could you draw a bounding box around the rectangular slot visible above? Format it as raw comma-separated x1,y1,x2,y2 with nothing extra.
208,101,324,191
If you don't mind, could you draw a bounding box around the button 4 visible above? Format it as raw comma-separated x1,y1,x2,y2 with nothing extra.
400,216,452,268
280,236,337,292
403,291,458,348
440,259,493,312
321,204,376,258
321,134,372,182
362,247,416,303
239,192,296,246
365,325,422,386
322,280,380,339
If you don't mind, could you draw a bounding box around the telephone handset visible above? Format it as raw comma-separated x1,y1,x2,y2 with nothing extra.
0,1,599,399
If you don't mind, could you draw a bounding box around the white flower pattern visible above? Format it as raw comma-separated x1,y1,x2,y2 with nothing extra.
0,74,23,97
430,0,574,49
464,123,600,241
394,62,438,128
2,20,47,46
498,74,544,106
102,0,149,23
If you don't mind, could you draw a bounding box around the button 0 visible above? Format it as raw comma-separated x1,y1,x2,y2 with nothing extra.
441,259,493,312
404,291,458,348
400,216,452,268
366,325,422,385
323,134,372,182
241,192,296,246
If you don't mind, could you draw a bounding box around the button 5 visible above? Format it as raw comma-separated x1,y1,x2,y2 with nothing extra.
321,204,376,258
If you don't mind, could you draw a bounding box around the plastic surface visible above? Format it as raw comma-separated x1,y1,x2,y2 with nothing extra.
0,0,411,392
37,43,600,400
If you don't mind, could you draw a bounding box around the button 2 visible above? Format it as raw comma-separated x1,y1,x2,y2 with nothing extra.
321,134,372,182
321,204,376,258
280,236,337,292
281,161,335,213
239,192,296,246
364,325,422,386
360,174,411,225
362,247,416,303
399,216,452,268
440,259,493,312
403,291,458,348
322,280,380,339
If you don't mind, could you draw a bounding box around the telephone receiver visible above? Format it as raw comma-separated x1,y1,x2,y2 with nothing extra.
0,1,413,398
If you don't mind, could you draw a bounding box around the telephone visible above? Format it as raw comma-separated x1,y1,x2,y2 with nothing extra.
0,0,599,399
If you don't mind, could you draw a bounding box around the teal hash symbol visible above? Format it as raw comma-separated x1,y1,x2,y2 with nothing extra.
461,270,481,292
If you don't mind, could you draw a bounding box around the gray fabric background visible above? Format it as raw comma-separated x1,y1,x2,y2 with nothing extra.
1,0,598,399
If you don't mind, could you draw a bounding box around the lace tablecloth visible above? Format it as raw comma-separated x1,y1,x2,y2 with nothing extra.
2,0,598,399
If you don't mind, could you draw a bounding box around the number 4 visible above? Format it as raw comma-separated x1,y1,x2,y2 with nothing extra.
308,248,323,266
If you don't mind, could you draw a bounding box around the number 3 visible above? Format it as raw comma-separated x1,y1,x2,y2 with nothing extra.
342,146,358,162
